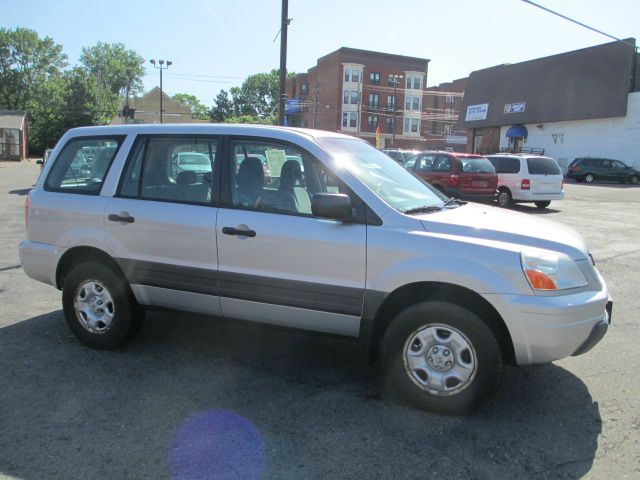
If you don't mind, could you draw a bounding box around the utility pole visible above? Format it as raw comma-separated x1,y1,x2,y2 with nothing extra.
96,69,103,125
150,59,172,123
389,74,403,147
278,0,290,126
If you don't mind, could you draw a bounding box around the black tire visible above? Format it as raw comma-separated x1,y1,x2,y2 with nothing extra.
496,188,512,208
584,173,595,183
381,301,503,415
631,175,639,185
534,201,551,209
62,261,144,349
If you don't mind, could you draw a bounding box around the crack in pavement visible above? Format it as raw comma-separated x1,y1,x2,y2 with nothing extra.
597,248,640,263
0,264,21,272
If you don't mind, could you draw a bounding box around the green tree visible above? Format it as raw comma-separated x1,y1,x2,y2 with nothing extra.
209,89,233,122
172,93,208,120
0,27,67,110
79,42,144,123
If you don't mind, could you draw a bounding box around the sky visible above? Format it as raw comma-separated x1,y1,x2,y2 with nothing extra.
2,0,639,107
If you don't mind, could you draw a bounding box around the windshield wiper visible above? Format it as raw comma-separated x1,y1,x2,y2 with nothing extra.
403,205,443,215
443,197,467,207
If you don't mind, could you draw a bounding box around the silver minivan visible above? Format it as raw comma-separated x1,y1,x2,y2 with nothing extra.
20,124,610,414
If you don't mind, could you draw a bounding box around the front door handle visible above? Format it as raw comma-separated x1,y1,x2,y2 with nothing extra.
108,213,135,223
222,226,256,237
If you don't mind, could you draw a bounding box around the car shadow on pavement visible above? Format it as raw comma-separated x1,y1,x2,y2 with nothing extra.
507,204,561,215
0,310,601,480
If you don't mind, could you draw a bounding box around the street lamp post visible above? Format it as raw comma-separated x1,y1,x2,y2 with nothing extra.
389,74,403,147
149,59,172,123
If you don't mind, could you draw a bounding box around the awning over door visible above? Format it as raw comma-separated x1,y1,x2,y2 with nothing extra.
506,124,528,138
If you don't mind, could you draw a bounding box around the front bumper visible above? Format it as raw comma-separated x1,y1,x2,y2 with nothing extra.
483,280,610,365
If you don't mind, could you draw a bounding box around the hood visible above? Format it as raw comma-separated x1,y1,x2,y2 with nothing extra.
418,203,589,260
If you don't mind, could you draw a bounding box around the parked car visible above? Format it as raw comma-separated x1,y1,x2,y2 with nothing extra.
566,157,640,184
381,148,419,164
486,154,565,209
21,124,611,415
403,151,498,202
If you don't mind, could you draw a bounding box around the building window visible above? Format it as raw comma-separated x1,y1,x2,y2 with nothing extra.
388,95,396,110
446,93,454,103
369,72,380,85
344,68,361,83
367,115,379,132
406,76,422,90
403,118,420,134
343,90,359,104
342,112,358,129
445,107,453,118
405,96,421,111
300,83,308,94
368,93,379,108
443,124,453,134
386,117,395,133
388,75,402,87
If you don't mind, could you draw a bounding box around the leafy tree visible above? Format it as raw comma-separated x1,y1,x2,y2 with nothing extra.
172,93,208,120
209,89,233,122
79,42,144,123
0,27,67,110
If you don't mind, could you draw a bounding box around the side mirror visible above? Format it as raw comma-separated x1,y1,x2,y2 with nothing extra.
311,193,352,221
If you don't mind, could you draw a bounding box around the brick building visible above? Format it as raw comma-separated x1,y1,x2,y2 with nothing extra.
423,77,468,152
285,48,432,149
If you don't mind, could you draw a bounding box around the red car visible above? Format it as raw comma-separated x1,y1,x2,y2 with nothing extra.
403,151,498,202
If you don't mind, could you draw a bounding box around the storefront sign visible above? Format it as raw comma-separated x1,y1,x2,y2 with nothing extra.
445,135,467,145
465,103,489,121
504,102,526,114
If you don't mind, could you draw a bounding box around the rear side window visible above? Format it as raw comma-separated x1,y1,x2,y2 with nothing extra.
458,157,495,173
45,136,124,194
527,157,561,175
119,136,218,205
489,157,520,174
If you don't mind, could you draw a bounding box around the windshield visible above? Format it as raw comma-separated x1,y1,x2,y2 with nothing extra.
458,157,495,173
317,137,446,212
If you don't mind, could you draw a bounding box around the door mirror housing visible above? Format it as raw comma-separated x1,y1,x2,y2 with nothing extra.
312,193,352,221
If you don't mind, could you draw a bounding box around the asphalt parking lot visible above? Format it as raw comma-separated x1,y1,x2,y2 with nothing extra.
1,160,639,480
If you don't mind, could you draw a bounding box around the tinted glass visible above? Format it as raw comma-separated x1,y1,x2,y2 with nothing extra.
488,156,520,173
45,137,123,194
527,157,562,175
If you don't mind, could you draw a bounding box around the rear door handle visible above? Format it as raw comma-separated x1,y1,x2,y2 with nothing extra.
222,226,256,237
108,213,135,223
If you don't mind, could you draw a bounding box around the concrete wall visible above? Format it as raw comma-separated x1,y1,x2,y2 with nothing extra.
499,92,640,171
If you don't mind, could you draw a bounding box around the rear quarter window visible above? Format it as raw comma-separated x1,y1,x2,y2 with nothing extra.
488,157,520,174
45,136,124,194
527,157,561,175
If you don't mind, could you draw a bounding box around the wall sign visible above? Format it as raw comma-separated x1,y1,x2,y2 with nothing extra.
465,103,489,121
504,102,526,114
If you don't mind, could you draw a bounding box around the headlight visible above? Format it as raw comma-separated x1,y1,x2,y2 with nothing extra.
520,249,588,291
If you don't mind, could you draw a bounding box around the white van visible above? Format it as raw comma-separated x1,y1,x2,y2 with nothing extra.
486,154,565,209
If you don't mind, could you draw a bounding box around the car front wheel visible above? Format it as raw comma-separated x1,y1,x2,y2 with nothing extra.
382,301,502,415
62,261,144,349
584,173,595,183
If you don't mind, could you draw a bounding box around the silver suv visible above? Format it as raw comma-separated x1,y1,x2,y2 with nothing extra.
20,124,611,414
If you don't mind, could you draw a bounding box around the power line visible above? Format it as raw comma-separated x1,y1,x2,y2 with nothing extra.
520,0,636,50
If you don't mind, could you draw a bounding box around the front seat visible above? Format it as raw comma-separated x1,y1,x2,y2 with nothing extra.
236,157,265,207
279,160,311,213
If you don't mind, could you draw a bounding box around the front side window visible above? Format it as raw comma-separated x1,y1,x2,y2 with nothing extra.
119,136,217,204
45,136,124,194
317,137,444,213
229,140,357,217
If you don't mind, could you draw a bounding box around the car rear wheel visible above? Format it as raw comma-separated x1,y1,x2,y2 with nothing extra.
534,201,551,209
381,301,502,415
496,188,512,208
584,173,595,183
62,261,144,349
